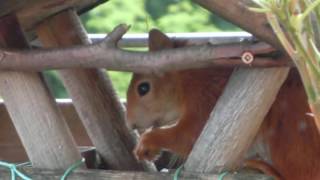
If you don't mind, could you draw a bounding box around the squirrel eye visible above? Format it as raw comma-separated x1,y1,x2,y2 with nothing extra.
137,82,150,96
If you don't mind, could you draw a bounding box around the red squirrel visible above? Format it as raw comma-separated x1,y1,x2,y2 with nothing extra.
126,29,320,180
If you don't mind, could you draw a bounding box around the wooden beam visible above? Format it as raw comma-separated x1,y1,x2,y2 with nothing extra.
0,168,273,180
0,99,92,161
0,100,92,163
17,0,107,31
181,0,291,174
0,0,29,18
0,0,107,31
36,10,154,171
0,33,291,72
0,14,82,170
184,67,289,172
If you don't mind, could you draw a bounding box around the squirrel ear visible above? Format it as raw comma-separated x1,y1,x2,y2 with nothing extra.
148,29,174,51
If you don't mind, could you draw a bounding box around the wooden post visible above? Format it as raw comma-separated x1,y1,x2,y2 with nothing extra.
0,15,82,169
182,0,290,173
184,67,289,172
0,100,92,163
36,10,153,171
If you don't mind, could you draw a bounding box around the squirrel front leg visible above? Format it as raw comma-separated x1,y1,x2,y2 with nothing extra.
134,127,177,161
134,116,203,161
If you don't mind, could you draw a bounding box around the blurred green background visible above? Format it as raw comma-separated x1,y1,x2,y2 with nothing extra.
44,0,239,99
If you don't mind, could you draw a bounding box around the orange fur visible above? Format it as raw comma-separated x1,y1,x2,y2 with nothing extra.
244,159,282,180
126,29,320,180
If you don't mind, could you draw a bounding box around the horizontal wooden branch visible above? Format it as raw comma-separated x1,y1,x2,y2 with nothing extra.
0,167,272,180
0,24,291,73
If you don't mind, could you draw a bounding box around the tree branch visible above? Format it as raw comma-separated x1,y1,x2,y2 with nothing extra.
0,24,290,73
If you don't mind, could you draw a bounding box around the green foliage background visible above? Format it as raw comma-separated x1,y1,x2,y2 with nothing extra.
45,0,240,98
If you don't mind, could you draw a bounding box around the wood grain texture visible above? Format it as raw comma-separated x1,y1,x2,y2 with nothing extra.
0,168,273,180
185,67,290,173
36,10,153,171
0,0,107,30
0,100,92,163
0,15,82,170
180,0,291,174
0,0,29,18
0,37,290,72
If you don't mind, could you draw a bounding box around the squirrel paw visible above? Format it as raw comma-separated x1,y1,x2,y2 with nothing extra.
134,133,161,161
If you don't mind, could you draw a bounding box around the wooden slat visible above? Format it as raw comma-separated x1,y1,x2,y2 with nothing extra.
0,146,102,170
0,0,107,47
0,100,92,163
0,168,273,180
182,0,290,173
185,67,289,172
0,0,107,32
0,0,30,18
17,0,107,31
36,10,153,171
0,14,82,170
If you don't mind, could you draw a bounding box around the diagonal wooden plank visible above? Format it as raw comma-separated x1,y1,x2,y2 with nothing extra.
0,14,82,170
185,67,289,172
185,0,290,173
36,10,154,171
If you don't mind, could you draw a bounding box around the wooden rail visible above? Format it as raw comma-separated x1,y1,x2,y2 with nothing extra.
0,168,272,180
